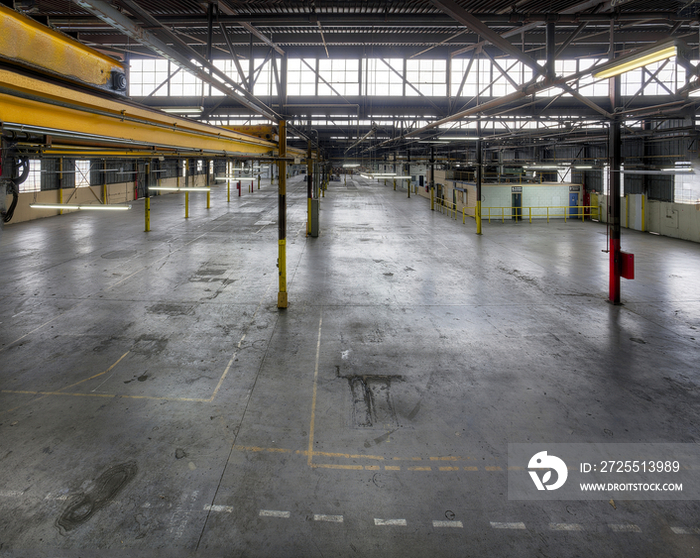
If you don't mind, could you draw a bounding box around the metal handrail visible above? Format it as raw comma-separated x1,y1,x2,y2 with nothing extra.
455,205,600,224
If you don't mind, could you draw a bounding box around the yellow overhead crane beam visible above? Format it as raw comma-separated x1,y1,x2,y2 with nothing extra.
0,6,277,158
0,69,276,157
0,4,126,95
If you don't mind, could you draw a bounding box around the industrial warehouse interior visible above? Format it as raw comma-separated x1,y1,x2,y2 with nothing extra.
1,1,700,557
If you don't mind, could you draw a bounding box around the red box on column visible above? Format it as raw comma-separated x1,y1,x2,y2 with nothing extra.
620,251,634,280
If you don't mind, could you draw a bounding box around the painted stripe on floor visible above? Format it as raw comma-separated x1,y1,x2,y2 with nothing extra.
314,514,344,523
549,523,584,531
259,509,290,519
204,505,233,513
608,524,641,533
670,526,700,535
374,518,407,526
432,520,464,528
490,521,527,530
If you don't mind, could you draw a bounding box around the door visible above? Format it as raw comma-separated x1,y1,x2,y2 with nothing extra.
569,192,579,217
511,192,522,221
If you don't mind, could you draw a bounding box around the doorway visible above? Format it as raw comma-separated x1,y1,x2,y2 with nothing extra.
569,192,579,218
511,192,522,221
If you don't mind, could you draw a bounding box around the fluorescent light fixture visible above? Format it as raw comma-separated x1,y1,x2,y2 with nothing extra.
149,187,211,191
162,107,203,114
30,204,131,211
661,167,693,173
621,169,694,175
343,163,360,168
523,165,562,170
215,177,255,182
418,140,450,144
393,176,412,179
360,174,371,179
440,136,480,141
79,205,132,211
592,40,678,79
373,173,397,177
573,165,593,170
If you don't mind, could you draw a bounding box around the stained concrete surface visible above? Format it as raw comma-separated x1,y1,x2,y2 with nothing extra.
0,176,699,557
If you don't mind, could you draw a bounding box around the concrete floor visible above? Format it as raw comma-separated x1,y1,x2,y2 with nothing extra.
0,176,699,558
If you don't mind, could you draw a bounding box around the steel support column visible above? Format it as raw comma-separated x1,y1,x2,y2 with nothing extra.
145,160,151,232
307,141,313,236
278,120,288,309
609,118,622,304
429,147,435,211
476,139,483,235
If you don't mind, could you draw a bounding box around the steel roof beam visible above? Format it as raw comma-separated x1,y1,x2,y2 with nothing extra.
218,0,285,56
431,0,544,75
71,0,280,122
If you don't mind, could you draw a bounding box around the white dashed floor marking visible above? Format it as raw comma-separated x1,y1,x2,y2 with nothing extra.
549,523,584,531
608,524,641,533
432,520,464,528
490,522,527,530
671,527,700,535
314,514,344,523
374,518,407,526
205,505,233,513
259,509,291,519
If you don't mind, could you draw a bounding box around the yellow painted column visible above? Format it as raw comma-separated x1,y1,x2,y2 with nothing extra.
258,174,261,190
278,120,288,309
476,200,482,235
102,160,107,204
58,158,64,215
185,192,189,219
207,189,211,209
145,161,151,232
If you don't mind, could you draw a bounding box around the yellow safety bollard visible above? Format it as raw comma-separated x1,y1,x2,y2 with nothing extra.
207,190,211,209
529,207,532,224
227,182,230,203
258,175,261,189
407,179,411,198
145,197,151,232
393,179,396,191
476,200,482,234
185,191,189,219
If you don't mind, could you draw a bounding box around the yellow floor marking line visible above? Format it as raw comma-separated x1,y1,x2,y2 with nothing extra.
2,277,276,412
1,389,207,403
209,277,274,403
311,450,384,461
307,314,323,467
2,350,131,413
312,464,364,471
